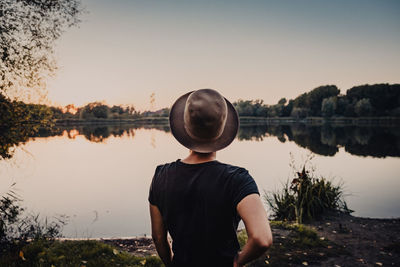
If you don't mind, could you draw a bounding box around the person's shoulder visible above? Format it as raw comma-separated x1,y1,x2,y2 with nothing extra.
154,159,180,175
217,161,251,177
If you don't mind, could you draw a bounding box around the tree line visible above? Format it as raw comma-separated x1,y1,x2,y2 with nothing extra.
49,102,170,120
29,83,400,121
2,83,399,129
234,83,400,118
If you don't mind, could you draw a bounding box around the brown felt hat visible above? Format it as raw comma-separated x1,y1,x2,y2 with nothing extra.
169,89,239,153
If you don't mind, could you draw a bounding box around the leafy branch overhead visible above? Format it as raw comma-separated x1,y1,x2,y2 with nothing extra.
0,0,82,98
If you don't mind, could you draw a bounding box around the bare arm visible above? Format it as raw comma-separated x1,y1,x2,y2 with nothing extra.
149,204,172,266
234,194,273,267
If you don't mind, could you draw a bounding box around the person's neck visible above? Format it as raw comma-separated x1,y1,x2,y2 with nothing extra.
181,150,216,164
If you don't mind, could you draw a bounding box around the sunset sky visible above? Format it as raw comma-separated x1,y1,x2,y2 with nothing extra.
47,0,400,111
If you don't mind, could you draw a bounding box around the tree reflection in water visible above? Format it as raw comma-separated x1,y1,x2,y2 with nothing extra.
238,124,400,158
1,123,399,159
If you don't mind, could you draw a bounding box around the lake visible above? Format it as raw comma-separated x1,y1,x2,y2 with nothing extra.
0,123,399,238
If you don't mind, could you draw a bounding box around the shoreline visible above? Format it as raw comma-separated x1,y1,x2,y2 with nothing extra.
54,116,400,127
56,214,400,266
57,214,400,241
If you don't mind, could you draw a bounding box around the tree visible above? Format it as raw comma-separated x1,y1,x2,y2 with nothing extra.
354,98,372,117
0,0,82,99
0,92,54,158
346,84,400,116
278,98,287,105
291,107,310,118
293,92,308,108
233,99,268,117
252,99,268,116
321,97,337,117
111,105,124,115
233,100,254,116
79,102,109,119
282,100,294,117
335,96,349,116
306,85,340,116
269,104,283,117
92,105,109,119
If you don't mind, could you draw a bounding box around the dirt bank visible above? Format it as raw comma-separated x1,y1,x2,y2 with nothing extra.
100,213,400,266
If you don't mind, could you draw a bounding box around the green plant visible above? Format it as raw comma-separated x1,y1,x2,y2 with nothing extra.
265,154,352,223
1,239,164,267
1,184,66,256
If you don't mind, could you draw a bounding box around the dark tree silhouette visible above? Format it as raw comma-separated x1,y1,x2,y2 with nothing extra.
0,0,82,159
0,0,82,98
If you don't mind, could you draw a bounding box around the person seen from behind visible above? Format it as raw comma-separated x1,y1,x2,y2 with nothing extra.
149,89,273,267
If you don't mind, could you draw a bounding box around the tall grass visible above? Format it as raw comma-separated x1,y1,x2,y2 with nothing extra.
265,154,352,223
1,183,67,255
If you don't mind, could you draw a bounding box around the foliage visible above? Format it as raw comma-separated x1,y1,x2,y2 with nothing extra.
268,104,284,117
292,85,340,117
52,102,170,120
290,107,310,118
0,186,23,248
233,99,268,117
306,85,340,116
0,0,82,98
265,154,352,223
346,84,400,116
336,96,352,116
239,83,399,118
264,183,296,221
6,83,397,124
0,92,54,159
78,102,108,119
354,98,372,117
281,99,294,117
278,98,287,105
0,239,164,267
1,184,67,257
321,96,337,117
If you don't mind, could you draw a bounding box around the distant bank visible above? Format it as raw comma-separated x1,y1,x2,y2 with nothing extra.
54,116,400,126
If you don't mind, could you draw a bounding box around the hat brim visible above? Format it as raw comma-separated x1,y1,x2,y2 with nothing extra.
169,91,239,153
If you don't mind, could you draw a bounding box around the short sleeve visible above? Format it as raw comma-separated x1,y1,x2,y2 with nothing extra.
231,168,259,209
148,165,161,206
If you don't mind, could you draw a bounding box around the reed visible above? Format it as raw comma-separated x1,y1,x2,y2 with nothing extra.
265,155,352,223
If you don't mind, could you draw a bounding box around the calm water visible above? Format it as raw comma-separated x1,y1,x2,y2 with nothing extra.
0,124,399,238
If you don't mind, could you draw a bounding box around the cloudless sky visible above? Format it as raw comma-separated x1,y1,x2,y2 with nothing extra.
47,0,400,110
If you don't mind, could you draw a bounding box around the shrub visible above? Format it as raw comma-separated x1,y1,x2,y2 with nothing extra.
265,154,352,223
1,184,66,255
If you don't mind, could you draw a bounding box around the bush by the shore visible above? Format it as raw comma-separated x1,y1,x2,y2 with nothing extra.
265,155,352,223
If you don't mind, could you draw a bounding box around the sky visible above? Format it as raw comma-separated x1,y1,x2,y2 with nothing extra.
47,0,400,111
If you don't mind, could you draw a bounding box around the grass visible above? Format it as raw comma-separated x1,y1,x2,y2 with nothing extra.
0,239,164,267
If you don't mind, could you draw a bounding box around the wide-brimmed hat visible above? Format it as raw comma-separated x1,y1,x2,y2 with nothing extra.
169,89,239,153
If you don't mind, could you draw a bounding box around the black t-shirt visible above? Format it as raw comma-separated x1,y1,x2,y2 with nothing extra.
148,159,259,267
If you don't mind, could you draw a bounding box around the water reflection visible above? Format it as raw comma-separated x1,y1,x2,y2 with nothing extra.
43,124,400,158
2,123,400,159
257,124,400,158
34,124,171,143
